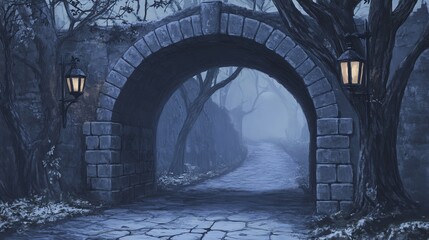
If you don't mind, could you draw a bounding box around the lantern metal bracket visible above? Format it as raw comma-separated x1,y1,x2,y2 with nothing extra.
60,98,78,128
59,56,83,128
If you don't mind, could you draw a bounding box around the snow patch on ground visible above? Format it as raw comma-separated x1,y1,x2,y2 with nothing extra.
157,164,233,190
0,195,96,233
314,218,429,240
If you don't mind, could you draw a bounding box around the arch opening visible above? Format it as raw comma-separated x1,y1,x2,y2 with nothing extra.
110,35,317,198
155,67,311,195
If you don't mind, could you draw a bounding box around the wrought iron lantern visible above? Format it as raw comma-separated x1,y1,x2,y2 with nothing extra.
60,56,86,128
338,43,365,88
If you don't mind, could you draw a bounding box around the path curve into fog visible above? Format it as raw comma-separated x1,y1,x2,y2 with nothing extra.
189,142,301,192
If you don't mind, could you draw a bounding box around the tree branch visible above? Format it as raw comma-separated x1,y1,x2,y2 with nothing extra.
392,0,418,32
387,22,429,106
208,67,243,96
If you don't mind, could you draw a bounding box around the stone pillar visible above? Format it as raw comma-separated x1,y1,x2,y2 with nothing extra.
316,118,354,214
84,122,127,203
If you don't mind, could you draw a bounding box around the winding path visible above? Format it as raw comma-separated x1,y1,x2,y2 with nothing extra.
4,143,313,240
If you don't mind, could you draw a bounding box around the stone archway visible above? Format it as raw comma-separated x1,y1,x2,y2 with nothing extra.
83,2,355,214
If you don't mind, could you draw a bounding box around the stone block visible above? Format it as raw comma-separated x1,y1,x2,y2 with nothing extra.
123,163,136,174
89,190,122,203
313,92,337,109
91,122,122,135
87,165,97,177
134,184,145,196
201,1,221,35
337,165,353,183
98,164,123,177
96,108,112,121
130,174,140,186
135,162,144,173
254,23,273,44
317,201,338,214
91,177,123,190
340,201,354,212
242,18,259,39
265,30,286,50
101,82,121,99
191,15,203,36
121,187,135,203
106,70,127,88
167,21,183,43
144,31,161,52
317,184,330,200
155,25,172,47
275,37,295,58
134,39,152,58
83,122,91,135
317,136,350,149
179,17,194,39
316,164,336,183
308,78,332,97
87,177,92,188
86,136,99,150
120,175,130,188
339,118,353,134
316,104,339,118
304,67,324,86
85,150,121,164
99,136,121,150
228,14,244,36
296,58,315,77
220,13,228,34
317,118,339,135
317,149,351,164
98,94,116,111
123,46,143,68
285,46,308,68
331,184,353,200
113,58,134,78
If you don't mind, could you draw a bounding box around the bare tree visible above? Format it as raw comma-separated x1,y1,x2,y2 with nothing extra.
272,0,426,214
169,67,243,175
0,0,133,199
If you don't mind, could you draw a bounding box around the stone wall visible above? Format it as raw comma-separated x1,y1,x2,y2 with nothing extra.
394,4,429,205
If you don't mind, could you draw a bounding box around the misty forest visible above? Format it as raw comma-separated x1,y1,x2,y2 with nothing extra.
0,0,428,239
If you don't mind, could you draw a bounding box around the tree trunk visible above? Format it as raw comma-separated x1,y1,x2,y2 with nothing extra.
169,96,208,174
355,95,415,214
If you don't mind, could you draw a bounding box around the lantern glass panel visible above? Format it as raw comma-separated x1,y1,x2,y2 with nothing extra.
67,77,72,93
360,62,365,85
340,62,349,85
350,60,361,84
79,77,85,92
72,77,80,93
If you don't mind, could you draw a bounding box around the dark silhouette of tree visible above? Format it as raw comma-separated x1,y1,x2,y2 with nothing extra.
272,0,427,214
168,67,243,175
0,0,140,200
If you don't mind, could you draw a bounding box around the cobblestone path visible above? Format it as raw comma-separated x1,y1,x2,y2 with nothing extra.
4,143,314,240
